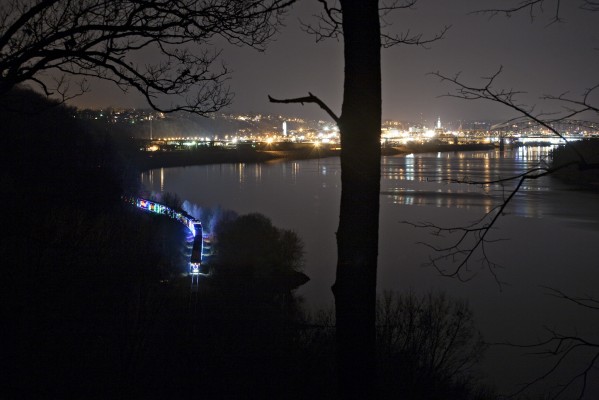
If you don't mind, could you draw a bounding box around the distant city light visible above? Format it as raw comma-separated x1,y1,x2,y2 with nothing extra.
76,108,597,147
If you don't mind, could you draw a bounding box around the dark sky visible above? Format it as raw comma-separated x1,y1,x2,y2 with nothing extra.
69,1,598,124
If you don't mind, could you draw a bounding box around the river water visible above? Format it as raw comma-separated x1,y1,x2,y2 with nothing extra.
142,147,599,398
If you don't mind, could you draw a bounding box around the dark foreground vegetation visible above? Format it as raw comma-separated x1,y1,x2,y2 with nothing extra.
1,88,498,399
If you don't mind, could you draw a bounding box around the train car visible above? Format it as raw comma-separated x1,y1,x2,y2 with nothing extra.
130,197,209,276
190,222,203,274
137,198,166,214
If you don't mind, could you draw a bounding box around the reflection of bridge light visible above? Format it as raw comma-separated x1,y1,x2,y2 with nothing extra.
518,136,579,145
405,153,415,181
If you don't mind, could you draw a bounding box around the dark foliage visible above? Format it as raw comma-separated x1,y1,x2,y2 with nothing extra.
551,139,599,189
0,86,129,209
376,291,492,400
0,87,187,398
278,291,497,400
212,212,307,295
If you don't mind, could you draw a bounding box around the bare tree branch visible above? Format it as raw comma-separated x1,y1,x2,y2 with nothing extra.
299,0,342,42
300,0,449,48
490,289,599,399
404,139,598,282
415,67,599,396
431,67,590,164
471,0,564,25
268,92,340,123
543,84,599,121
582,0,599,11
541,286,599,310
401,68,599,282
381,24,450,49
0,0,296,113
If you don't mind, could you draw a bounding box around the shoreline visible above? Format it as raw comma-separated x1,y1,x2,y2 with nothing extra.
138,143,497,171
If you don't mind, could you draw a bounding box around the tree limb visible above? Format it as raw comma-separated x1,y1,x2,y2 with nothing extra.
0,0,296,113
268,92,340,123
300,0,448,48
430,67,589,164
471,0,564,25
490,293,599,399
400,68,599,283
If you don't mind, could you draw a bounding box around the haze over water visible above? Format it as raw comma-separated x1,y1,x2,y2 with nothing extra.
142,147,599,397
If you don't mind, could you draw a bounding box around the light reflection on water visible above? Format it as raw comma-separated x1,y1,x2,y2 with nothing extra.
380,148,551,214
142,148,599,398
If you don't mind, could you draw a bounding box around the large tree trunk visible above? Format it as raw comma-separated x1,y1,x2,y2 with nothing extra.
332,1,382,398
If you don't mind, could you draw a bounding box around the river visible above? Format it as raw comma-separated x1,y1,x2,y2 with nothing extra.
142,146,599,398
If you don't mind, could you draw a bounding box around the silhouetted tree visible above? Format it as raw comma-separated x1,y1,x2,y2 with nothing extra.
156,191,183,211
0,0,293,112
212,212,307,298
269,1,447,397
295,291,493,399
376,291,490,399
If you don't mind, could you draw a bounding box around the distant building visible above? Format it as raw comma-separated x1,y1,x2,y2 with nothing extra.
434,116,444,136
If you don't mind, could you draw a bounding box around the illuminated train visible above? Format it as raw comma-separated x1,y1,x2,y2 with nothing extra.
128,197,206,275
189,222,204,275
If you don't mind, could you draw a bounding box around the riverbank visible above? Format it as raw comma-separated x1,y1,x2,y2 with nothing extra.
139,148,279,170
137,142,496,170
392,142,495,154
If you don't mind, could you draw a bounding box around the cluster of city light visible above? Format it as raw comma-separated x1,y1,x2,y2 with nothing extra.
79,108,598,144
160,136,216,141
144,129,594,151
218,126,341,147
381,128,456,144
135,111,598,151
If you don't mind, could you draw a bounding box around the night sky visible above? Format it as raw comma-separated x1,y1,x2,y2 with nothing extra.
69,1,598,124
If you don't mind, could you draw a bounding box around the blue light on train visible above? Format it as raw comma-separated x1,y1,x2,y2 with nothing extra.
131,197,205,274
